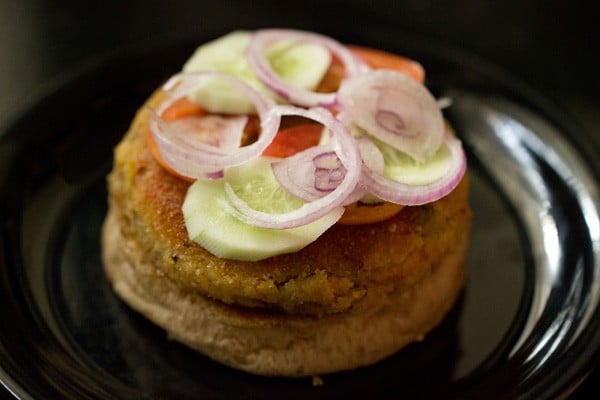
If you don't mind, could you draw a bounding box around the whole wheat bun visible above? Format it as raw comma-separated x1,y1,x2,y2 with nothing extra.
102,205,468,377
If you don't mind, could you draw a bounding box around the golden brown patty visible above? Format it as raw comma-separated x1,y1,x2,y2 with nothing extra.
107,91,471,316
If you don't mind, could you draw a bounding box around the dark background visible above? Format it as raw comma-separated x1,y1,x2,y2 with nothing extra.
1,0,598,149
0,0,598,398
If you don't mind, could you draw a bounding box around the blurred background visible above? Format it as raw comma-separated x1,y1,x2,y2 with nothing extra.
1,0,598,149
0,0,598,398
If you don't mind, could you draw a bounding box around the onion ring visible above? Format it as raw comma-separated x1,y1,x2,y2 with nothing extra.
225,105,362,229
246,29,369,108
148,71,281,174
337,69,445,162
272,136,385,205
271,145,338,202
360,133,466,206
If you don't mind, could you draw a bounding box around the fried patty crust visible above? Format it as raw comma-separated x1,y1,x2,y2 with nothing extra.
106,91,471,316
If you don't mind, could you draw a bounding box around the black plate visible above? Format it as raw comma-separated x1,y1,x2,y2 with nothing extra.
1,34,599,400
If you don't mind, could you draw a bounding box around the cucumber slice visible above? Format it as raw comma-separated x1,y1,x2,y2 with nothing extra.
374,136,454,185
265,41,331,89
183,31,259,114
182,157,344,261
182,31,331,114
348,125,454,186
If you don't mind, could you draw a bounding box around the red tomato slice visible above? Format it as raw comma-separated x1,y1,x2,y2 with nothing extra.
338,202,404,225
349,45,425,83
262,124,324,158
161,97,206,122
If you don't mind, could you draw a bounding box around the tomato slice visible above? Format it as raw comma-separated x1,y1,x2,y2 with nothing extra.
146,98,205,182
146,128,195,182
262,124,323,158
349,45,425,83
161,97,206,122
147,98,259,183
338,202,404,225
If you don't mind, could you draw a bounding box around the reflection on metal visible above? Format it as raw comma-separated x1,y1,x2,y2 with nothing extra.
446,89,600,374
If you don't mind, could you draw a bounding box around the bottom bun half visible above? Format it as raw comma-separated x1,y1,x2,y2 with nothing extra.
102,208,468,377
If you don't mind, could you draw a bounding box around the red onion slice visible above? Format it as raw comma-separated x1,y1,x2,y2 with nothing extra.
271,145,337,202
360,134,466,206
337,69,445,162
149,72,281,174
225,106,362,229
166,115,248,150
313,151,346,192
160,148,225,180
246,29,369,108
343,136,387,204
272,136,385,205
153,115,248,180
